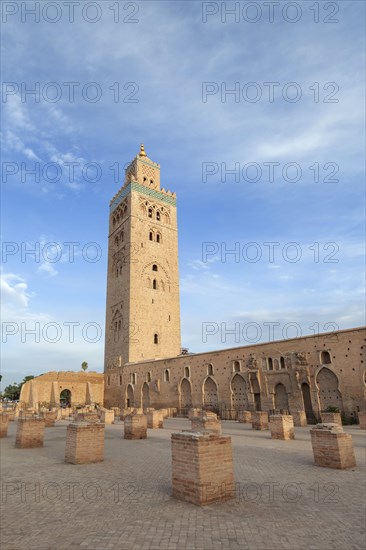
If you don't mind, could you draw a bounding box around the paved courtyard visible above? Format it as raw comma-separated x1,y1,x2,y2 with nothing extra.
1,418,365,550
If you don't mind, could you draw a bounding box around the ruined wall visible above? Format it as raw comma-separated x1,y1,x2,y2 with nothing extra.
104,327,366,420
19,371,104,408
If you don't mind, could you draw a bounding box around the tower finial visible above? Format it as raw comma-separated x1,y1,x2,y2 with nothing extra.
139,144,147,157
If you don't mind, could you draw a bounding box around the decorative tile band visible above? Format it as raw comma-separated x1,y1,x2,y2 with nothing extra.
110,181,176,212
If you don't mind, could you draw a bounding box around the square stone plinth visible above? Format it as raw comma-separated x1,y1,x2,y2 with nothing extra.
292,410,307,427
0,413,9,438
269,415,295,440
237,411,252,423
124,414,147,440
252,411,269,430
191,413,221,434
358,411,366,429
171,431,235,506
321,412,342,425
310,423,356,469
15,418,45,448
65,422,105,464
147,411,163,429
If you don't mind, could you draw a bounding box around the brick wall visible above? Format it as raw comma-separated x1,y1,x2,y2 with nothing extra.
65,423,105,464
171,431,235,506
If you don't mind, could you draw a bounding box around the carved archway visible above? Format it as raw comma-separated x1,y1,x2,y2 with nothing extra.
274,383,289,411
316,367,343,411
231,374,248,410
126,384,134,408
180,378,192,410
203,377,218,410
142,383,150,410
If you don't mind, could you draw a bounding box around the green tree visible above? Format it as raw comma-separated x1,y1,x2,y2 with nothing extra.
3,375,34,401
81,361,88,372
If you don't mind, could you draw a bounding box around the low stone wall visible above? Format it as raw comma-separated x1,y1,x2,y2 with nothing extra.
269,415,295,440
15,418,45,448
65,422,105,464
252,412,269,431
310,423,356,469
124,414,147,440
171,431,235,506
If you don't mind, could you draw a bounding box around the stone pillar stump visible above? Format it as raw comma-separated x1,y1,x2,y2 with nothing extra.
171,431,235,506
269,415,295,440
147,410,163,429
292,410,307,427
15,418,45,448
321,412,342,425
0,413,9,438
310,423,356,469
237,410,252,423
358,411,366,429
191,412,221,434
124,414,147,439
65,422,105,464
251,411,269,430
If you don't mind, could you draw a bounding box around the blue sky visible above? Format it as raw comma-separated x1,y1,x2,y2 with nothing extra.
1,1,365,390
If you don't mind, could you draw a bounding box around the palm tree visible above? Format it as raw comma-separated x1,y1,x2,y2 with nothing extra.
81,361,88,372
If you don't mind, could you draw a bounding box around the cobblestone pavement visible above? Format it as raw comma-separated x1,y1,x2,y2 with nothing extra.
1,419,365,550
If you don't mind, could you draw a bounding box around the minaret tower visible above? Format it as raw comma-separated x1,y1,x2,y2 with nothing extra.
104,145,181,369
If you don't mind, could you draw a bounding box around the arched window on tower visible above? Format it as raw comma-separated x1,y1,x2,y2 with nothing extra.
149,232,153,241
154,333,159,344
184,366,190,378
156,211,160,221
148,208,153,218
268,358,273,371
152,264,158,272
280,356,286,369
207,364,213,376
153,279,157,290
164,369,170,382
320,351,331,364
156,233,161,243
233,360,240,373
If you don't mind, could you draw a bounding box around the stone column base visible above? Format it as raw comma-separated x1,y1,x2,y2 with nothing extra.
269,415,295,440
124,414,147,439
310,423,356,469
65,422,105,464
147,411,164,429
292,411,307,427
171,431,235,506
15,418,45,448
0,413,9,438
237,411,252,423
252,412,269,430
321,412,342,425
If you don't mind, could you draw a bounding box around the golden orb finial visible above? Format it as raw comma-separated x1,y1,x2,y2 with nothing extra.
139,144,147,157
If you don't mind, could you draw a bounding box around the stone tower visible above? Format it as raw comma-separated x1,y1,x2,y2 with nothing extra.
104,145,181,370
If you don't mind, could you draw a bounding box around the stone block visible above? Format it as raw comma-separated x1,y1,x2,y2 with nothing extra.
171,431,235,506
65,422,105,464
292,410,307,427
124,414,147,439
321,412,342,425
188,408,202,420
191,412,221,434
269,414,295,440
251,411,269,430
147,410,163,429
0,413,9,438
358,411,366,429
43,411,58,427
237,410,252,423
15,418,45,448
310,423,356,469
